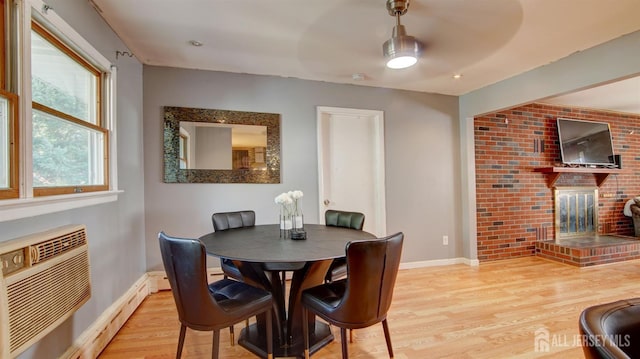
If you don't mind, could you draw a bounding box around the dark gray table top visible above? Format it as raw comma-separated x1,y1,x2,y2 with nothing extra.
199,224,375,263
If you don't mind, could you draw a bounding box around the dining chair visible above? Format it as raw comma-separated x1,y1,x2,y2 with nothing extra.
158,231,273,359
324,210,365,283
301,232,403,359
211,210,256,282
212,210,291,299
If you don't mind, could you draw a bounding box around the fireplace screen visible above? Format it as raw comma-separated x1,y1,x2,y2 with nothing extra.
554,187,598,237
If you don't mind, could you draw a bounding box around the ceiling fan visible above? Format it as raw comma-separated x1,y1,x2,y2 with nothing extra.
294,0,522,87
382,0,424,69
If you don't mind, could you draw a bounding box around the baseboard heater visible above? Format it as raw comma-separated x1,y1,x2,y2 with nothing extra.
0,224,91,358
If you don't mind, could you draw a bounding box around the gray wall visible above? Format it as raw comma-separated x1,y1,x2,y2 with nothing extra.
143,67,461,271
0,1,145,358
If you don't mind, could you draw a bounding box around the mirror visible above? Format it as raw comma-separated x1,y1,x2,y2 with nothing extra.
164,106,280,183
178,122,268,170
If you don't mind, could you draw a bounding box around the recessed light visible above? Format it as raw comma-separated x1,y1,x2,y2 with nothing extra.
453,74,462,79
189,40,203,47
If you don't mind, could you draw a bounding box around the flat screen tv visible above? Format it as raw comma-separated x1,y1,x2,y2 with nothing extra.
557,118,616,166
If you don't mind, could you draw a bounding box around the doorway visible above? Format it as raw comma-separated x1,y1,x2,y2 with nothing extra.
316,106,387,237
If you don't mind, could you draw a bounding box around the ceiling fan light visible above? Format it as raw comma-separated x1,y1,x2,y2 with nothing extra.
382,0,423,69
386,55,418,69
382,27,423,69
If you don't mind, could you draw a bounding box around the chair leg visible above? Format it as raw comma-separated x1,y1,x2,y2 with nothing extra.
212,329,220,359
176,324,187,359
349,329,353,343
266,309,273,359
340,327,349,359
229,325,234,346
382,319,394,358
303,307,310,359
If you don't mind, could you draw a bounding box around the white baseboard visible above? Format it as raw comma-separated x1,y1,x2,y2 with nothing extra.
62,274,150,359
147,267,224,292
400,257,479,269
62,267,226,358
461,257,480,266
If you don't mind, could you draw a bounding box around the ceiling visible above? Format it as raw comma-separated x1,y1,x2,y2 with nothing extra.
91,0,640,114
540,76,640,114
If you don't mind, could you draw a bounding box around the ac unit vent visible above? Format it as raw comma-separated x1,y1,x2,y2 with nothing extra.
7,251,90,353
30,228,87,264
0,224,91,358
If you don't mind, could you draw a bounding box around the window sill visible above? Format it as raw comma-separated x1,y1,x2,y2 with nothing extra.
0,190,122,222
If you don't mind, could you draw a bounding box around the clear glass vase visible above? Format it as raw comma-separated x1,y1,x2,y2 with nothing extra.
292,199,304,232
292,210,304,232
280,208,292,238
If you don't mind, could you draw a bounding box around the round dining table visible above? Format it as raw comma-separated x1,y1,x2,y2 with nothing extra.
199,224,375,358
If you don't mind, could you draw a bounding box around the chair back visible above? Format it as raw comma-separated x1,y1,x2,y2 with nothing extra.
335,232,403,326
158,232,226,327
212,210,255,231
325,210,365,230
579,298,640,358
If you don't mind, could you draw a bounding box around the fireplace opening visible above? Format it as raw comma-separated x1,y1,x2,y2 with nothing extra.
555,187,598,238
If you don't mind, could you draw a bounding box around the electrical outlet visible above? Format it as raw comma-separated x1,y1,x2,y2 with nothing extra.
443,235,448,245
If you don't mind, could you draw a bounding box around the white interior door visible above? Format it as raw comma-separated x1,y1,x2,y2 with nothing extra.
317,106,386,237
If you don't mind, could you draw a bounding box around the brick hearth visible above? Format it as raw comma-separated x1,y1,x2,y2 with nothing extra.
535,235,640,267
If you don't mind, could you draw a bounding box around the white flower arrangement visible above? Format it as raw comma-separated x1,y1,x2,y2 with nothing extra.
275,190,303,210
290,190,303,200
274,192,294,207
275,190,304,231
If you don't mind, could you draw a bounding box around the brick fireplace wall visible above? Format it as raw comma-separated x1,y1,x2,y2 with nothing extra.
475,103,640,262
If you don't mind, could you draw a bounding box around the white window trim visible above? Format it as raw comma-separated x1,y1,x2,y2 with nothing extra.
0,189,122,222
0,0,121,222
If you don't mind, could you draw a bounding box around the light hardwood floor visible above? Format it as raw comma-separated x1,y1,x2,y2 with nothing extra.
98,257,640,358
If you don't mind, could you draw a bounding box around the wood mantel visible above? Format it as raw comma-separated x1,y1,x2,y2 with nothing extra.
534,167,625,188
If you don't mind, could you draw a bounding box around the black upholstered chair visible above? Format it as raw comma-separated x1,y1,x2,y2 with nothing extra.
325,209,365,230
212,210,292,295
302,232,404,359
158,232,273,359
211,210,256,282
324,210,365,283
579,298,640,358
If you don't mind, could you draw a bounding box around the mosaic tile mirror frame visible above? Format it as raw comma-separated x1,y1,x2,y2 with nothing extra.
163,106,281,183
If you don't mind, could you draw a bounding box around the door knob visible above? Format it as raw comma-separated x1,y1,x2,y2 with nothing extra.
323,199,330,206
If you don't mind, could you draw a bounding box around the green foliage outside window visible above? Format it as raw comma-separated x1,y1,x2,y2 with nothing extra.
32,77,93,187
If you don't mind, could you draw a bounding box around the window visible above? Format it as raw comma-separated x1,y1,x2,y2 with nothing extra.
0,97,8,189
0,0,19,199
31,22,108,196
0,0,118,221
179,134,188,169
0,90,18,199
